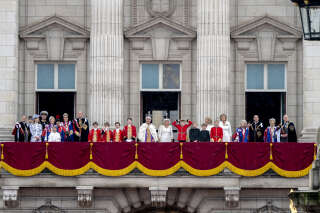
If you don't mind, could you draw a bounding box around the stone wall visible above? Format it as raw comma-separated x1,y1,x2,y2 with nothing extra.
0,0,19,141
0,171,307,212
0,0,306,136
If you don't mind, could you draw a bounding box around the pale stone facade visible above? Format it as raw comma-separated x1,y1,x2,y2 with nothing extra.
0,0,315,141
0,0,318,212
0,170,309,212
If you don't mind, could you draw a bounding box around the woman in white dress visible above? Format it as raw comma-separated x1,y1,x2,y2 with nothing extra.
219,114,232,142
158,118,174,142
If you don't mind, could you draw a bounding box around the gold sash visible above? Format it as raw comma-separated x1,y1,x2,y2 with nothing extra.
115,131,120,142
93,130,97,142
106,131,110,142
146,127,151,142
128,126,132,139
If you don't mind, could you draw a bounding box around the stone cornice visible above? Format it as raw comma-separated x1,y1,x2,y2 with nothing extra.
125,16,196,39
19,15,90,39
231,16,302,39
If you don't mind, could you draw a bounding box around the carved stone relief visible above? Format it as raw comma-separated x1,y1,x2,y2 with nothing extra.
145,0,177,17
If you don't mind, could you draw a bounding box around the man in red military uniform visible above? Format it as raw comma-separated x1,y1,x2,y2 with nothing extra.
123,118,137,142
172,119,192,142
113,122,123,142
88,122,102,142
210,119,223,142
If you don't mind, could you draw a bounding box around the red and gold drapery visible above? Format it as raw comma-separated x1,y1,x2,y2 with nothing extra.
0,142,316,177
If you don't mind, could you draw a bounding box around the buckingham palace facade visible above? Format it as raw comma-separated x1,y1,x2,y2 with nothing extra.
0,1,318,212
1,0,320,141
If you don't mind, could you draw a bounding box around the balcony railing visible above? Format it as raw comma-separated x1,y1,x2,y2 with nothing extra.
0,142,316,177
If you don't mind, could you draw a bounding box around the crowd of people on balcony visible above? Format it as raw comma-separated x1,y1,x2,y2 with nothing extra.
11,111,297,143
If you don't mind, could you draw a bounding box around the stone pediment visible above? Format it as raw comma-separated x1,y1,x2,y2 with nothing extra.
20,15,90,39
125,16,196,39
231,16,302,39
19,16,89,60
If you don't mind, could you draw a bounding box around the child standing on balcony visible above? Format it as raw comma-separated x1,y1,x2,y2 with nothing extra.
172,119,192,142
210,119,223,142
113,122,123,142
199,123,210,142
88,122,102,142
123,118,137,142
102,122,113,142
189,123,200,142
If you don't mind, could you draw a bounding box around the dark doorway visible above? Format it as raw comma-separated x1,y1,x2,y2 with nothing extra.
141,92,180,123
246,92,286,126
37,92,75,120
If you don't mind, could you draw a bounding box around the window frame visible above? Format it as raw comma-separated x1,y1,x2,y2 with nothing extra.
140,62,182,92
35,62,77,92
245,63,287,92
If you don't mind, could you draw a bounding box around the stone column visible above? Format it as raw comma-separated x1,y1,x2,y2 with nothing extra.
300,41,320,142
0,0,19,141
197,0,230,123
89,0,124,126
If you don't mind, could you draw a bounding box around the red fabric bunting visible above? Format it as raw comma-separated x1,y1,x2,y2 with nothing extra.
272,143,315,171
0,142,315,177
92,142,135,170
137,142,180,170
48,142,90,170
2,142,45,170
227,143,270,170
182,142,225,170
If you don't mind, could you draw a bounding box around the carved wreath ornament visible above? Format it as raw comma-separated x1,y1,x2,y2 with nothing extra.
145,0,177,17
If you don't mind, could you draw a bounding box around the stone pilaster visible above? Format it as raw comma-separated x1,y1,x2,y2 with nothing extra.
89,0,124,126
197,0,230,123
0,0,19,141
300,41,320,142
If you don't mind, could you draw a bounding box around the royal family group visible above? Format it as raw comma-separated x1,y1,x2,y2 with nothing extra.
12,111,297,143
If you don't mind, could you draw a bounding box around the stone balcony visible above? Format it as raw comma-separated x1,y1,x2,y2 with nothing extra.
0,169,308,212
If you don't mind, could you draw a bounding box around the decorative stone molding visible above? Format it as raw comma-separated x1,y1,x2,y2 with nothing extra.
184,0,190,26
256,31,277,61
46,29,65,60
131,0,138,26
33,199,66,213
224,187,240,208
149,186,168,207
231,16,302,59
254,200,287,213
19,15,90,59
76,186,94,208
145,0,176,17
125,16,196,59
2,186,19,208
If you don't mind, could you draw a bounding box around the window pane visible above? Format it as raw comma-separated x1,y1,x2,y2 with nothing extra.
142,64,159,89
163,64,180,89
37,64,54,89
268,64,285,90
246,64,264,89
58,64,75,89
